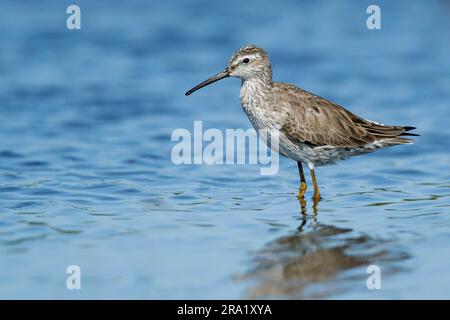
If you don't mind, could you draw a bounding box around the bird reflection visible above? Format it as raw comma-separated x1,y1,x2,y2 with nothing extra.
239,203,409,299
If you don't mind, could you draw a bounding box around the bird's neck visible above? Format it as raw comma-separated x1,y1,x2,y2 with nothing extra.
240,77,273,115
240,77,272,98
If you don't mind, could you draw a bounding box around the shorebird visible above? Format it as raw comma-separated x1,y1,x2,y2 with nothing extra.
185,45,417,203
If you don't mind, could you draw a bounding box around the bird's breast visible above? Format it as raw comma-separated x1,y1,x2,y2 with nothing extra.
239,81,283,132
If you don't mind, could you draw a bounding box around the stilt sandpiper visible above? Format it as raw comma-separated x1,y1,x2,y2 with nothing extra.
186,45,417,205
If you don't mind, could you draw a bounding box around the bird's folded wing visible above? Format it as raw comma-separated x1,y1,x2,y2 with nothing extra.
278,86,408,147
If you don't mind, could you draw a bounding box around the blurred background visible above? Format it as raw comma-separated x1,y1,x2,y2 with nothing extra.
0,0,449,299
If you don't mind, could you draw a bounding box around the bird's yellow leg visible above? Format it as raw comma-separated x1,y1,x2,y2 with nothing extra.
310,167,321,204
297,161,307,199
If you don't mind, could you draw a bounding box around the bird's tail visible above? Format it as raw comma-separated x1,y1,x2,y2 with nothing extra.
373,125,419,145
399,126,419,137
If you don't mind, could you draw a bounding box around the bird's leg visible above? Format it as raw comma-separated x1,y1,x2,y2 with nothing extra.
310,166,321,204
297,161,307,200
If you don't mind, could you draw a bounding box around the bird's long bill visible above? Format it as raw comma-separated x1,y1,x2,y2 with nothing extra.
185,68,229,96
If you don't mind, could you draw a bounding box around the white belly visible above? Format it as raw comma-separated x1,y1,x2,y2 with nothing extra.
277,134,384,166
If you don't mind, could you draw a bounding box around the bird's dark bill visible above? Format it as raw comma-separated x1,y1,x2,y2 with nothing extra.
185,69,229,96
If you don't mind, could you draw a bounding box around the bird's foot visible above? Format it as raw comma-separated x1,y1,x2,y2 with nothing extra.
296,182,307,199
298,197,307,209
312,193,321,205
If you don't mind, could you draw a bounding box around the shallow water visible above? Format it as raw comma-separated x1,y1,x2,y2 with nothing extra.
0,0,449,299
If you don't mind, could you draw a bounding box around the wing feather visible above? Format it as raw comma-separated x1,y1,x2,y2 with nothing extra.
275,83,415,147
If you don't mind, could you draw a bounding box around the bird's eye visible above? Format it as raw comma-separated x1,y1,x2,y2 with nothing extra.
243,58,250,63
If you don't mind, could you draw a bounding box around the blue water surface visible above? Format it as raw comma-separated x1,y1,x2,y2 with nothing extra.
0,0,449,299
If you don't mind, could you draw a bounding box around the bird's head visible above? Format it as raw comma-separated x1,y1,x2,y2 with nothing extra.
185,45,272,96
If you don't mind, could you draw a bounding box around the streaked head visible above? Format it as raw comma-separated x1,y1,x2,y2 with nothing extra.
185,45,272,96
